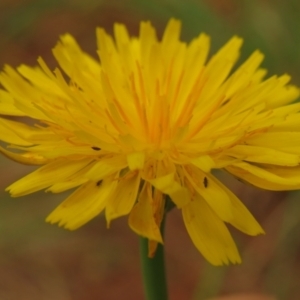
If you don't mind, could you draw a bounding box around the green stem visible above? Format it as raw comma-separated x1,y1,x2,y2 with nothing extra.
139,218,168,300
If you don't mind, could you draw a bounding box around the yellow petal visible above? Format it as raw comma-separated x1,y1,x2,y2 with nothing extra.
7,158,92,196
84,155,127,180
227,164,300,191
0,117,63,145
0,146,48,165
161,19,181,55
52,34,101,79
0,90,24,116
225,145,300,166
46,178,88,193
0,118,32,146
0,65,51,120
17,64,65,97
148,240,159,258
182,194,241,266
128,183,163,243
246,132,300,155
191,155,215,172
212,177,264,235
184,166,233,222
222,50,264,99
46,162,96,193
105,172,140,224
199,36,242,104
46,176,117,229
232,161,300,186
127,152,145,170
114,23,130,51
139,21,158,68
149,173,190,208
266,74,300,107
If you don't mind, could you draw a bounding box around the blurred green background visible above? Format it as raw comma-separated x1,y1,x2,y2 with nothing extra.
0,0,300,299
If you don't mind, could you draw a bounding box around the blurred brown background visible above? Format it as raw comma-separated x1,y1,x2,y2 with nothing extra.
0,0,300,299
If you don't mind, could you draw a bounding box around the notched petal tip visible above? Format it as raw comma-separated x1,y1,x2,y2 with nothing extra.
182,196,242,266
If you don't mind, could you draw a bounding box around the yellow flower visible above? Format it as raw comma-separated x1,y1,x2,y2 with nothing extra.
1,19,299,266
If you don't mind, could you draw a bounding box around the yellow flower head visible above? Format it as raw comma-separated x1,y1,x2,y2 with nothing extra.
1,19,300,265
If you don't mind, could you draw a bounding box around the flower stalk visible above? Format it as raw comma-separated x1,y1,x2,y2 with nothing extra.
140,218,168,300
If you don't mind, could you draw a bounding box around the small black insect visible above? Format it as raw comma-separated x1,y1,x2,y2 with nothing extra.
91,146,101,151
203,177,208,188
96,180,103,187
